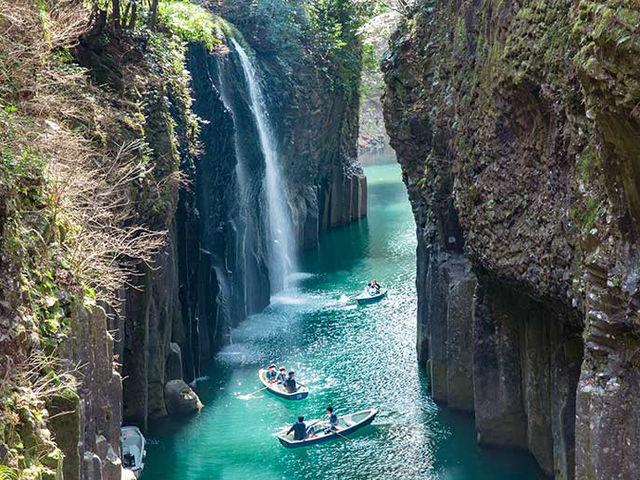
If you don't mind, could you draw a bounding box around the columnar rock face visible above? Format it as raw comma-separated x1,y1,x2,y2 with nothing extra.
51,305,122,480
254,41,368,248
383,1,640,479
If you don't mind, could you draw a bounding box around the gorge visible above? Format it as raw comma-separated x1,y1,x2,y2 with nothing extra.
1,1,367,478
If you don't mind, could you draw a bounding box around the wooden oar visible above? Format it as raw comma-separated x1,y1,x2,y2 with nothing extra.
242,386,269,397
332,429,353,443
313,419,354,443
306,419,323,429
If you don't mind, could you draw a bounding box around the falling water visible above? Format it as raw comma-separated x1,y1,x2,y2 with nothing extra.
231,39,297,293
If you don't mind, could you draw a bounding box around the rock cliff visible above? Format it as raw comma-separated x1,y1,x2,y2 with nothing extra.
383,1,640,478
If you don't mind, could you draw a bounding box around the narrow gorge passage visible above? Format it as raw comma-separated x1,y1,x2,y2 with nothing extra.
142,157,544,480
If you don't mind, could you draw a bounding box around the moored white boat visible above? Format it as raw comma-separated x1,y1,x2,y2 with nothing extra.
121,426,146,478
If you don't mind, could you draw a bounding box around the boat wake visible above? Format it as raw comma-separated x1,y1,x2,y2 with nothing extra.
338,294,351,303
235,392,263,401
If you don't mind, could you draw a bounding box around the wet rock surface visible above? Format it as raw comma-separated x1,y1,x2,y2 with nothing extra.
164,380,203,416
383,1,640,478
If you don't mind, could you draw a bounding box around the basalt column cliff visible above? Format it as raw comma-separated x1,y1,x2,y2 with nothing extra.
383,1,640,479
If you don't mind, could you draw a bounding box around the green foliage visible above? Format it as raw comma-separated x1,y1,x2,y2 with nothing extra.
305,0,370,98
0,112,69,479
575,144,600,184
0,112,76,350
157,0,221,50
227,0,308,60
362,42,379,73
0,465,18,480
227,0,381,98
572,195,602,232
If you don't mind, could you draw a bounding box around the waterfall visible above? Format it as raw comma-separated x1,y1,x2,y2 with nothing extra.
231,39,297,293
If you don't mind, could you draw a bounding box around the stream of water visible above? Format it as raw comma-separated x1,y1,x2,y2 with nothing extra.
143,157,544,480
231,39,297,292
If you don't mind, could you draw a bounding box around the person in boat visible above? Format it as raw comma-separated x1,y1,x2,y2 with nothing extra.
325,405,339,432
265,364,278,383
283,370,298,393
368,280,381,295
287,416,307,441
276,367,287,384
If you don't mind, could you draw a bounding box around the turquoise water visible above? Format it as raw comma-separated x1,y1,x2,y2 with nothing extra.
144,161,544,480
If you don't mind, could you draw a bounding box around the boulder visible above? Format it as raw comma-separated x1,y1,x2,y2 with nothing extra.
164,380,203,416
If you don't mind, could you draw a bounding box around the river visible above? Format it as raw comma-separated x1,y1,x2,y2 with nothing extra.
143,157,544,480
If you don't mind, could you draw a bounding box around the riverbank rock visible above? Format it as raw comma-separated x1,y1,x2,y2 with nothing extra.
164,380,203,416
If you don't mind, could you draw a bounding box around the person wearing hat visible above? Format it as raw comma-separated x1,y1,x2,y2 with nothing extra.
265,364,278,383
283,370,298,393
276,367,287,385
286,416,307,441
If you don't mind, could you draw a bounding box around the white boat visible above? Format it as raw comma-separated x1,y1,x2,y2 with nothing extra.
258,369,309,400
121,426,146,478
355,288,387,305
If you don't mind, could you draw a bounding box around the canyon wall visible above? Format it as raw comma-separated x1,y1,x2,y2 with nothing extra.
383,1,640,478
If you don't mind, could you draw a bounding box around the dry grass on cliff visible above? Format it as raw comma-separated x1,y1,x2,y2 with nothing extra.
0,0,167,475
0,0,165,307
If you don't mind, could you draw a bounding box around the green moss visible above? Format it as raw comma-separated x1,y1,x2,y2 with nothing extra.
575,144,601,184
571,196,602,232
453,14,466,53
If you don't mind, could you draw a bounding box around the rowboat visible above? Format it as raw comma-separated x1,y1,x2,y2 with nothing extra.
258,369,309,400
355,288,387,305
121,426,145,478
277,408,378,448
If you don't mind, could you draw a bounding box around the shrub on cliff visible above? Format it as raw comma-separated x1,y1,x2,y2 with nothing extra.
157,0,221,50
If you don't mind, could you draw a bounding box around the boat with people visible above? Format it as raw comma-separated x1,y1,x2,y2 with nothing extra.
258,368,309,400
355,287,387,305
121,426,146,478
277,408,378,448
